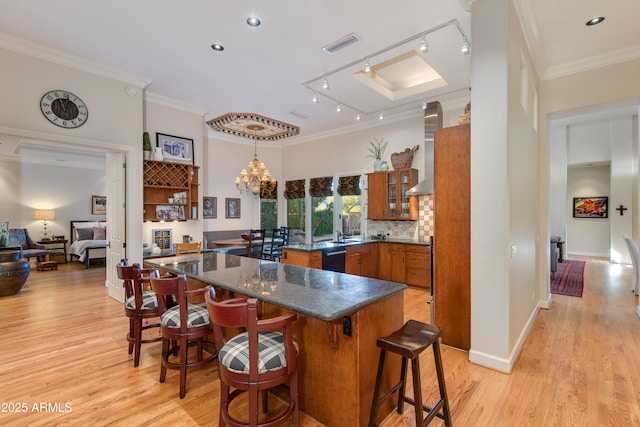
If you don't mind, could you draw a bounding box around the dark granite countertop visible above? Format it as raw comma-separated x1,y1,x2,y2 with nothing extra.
284,238,430,252
143,252,406,321
143,248,214,259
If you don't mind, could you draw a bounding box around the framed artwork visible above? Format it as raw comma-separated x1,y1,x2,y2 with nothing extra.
225,198,241,218
92,195,106,215
155,204,185,220
156,132,194,165
152,229,172,249
203,197,217,219
573,196,608,218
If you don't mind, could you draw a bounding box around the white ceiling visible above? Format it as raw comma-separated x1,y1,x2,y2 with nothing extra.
0,0,638,165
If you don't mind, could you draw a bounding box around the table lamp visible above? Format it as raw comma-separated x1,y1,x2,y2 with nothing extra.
33,209,56,240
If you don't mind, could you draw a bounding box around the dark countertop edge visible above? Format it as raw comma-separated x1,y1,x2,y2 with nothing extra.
143,257,407,322
143,248,214,259
284,238,431,252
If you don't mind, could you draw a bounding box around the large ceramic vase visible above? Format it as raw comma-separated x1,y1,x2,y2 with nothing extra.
0,248,30,297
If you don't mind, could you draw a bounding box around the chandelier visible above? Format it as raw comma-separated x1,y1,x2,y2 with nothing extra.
235,127,275,196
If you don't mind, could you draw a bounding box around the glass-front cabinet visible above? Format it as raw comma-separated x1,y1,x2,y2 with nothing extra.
367,168,418,220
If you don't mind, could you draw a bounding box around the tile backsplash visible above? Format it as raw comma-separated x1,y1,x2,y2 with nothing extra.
366,194,434,242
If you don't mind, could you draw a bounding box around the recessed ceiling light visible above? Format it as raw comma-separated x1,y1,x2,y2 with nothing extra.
246,17,261,27
211,44,224,51
586,16,605,26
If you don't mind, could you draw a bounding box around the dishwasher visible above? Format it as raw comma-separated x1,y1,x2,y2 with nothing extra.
321,246,346,273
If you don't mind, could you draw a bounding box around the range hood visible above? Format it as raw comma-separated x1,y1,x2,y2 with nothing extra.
406,101,442,195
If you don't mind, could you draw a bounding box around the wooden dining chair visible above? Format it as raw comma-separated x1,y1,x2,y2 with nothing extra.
204,285,300,426
175,241,202,255
149,272,216,398
246,229,265,259
116,259,161,367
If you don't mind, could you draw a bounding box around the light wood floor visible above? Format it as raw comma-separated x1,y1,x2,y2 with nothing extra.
0,256,638,426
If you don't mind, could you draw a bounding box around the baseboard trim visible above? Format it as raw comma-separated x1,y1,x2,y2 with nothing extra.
469,304,539,374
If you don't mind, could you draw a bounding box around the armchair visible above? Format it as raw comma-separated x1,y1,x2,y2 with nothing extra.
7,229,49,261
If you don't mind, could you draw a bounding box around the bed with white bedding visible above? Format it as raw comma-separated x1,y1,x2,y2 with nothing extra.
69,221,107,268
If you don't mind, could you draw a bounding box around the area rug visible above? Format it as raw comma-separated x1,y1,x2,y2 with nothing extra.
551,260,585,297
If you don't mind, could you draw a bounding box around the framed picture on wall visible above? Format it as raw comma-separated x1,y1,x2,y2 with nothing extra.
156,133,194,165
573,196,608,218
92,195,106,215
225,198,240,219
203,197,217,219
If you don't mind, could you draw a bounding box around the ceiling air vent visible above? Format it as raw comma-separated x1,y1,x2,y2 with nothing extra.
322,33,360,55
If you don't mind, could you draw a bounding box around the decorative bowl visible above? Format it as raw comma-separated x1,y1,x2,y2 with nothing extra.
241,233,250,241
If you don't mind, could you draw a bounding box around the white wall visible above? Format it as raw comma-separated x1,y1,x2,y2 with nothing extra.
567,166,611,257
468,0,540,373
202,134,283,232
550,115,637,261
0,44,144,268
0,160,107,241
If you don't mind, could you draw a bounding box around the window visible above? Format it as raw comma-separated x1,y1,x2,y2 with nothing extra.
260,199,277,232
284,179,306,244
337,175,362,238
340,195,361,238
260,181,278,232
286,199,305,244
312,195,333,242
310,177,333,242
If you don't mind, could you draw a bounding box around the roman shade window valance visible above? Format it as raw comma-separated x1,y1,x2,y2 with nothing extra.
284,179,305,200
309,177,333,197
337,175,361,196
260,181,277,199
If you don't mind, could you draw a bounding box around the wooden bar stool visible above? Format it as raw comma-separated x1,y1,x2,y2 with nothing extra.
368,320,452,427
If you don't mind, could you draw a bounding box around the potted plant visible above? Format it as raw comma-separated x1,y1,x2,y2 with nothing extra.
366,138,389,171
143,131,152,160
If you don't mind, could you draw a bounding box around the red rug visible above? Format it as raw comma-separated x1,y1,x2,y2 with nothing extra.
551,260,585,297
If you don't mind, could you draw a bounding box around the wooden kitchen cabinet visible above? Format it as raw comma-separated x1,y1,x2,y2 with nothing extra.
378,243,406,283
143,160,199,221
346,243,378,278
379,242,431,289
433,124,470,351
282,248,322,269
367,168,418,220
405,245,431,289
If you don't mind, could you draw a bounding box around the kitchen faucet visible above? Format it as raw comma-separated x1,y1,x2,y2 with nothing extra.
336,230,343,242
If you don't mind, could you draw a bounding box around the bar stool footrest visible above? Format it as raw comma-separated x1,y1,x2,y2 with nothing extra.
402,396,447,425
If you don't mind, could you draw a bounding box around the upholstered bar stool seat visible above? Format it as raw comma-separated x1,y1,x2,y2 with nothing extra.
117,260,161,367
150,273,216,399
204,286,300,427
369,320,452,427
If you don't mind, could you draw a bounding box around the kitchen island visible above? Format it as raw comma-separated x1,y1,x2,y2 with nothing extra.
144,252,406,427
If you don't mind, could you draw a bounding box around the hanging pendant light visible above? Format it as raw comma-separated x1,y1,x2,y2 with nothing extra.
235,128,275,196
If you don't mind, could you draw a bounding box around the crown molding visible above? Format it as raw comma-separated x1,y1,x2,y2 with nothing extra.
541,44,640,80
144,91,208,116
0,31,151,88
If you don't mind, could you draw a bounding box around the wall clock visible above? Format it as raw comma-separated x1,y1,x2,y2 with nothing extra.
40,90,88,128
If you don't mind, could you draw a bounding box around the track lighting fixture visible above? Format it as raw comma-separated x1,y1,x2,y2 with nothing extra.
419,38,429,53
301,19,471,123
461,41,471,55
